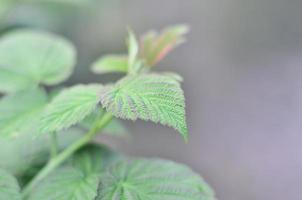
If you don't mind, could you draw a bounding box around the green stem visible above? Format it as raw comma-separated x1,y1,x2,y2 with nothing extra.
50,132,58,159
21,112,113,198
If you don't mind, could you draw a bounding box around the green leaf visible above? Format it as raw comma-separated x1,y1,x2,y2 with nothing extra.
29,167,98,200
0,87,48,137
127,29,139,74
70,144,120,175
140,31,156,62
40,84,102,134
0,169,21,200
141,25,189,66
0,0,14,20
28,144,119,200
0,128,83,177
80,109,128,137
0,29,76,93
96,159,216,200
100,74,188,140
91,55,128,74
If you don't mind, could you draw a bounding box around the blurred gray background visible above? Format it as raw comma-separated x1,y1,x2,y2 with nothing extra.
2,0,302,199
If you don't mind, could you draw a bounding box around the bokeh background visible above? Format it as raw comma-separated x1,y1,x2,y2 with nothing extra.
1,0,302,199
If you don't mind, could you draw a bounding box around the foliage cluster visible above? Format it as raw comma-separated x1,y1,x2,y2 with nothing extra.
0,25,215,200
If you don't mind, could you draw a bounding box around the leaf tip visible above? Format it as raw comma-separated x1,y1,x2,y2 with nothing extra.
181,127,189,143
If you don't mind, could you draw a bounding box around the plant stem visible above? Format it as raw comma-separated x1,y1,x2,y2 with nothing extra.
21,112,113,198
50,132,58,159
